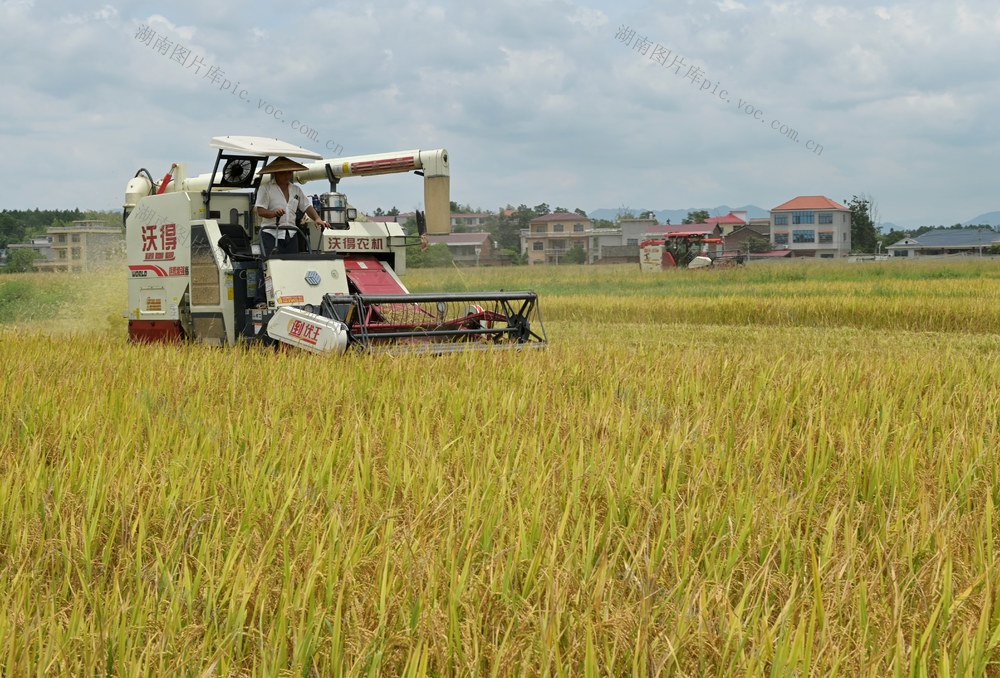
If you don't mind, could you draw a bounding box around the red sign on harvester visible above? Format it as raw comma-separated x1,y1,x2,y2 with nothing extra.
288,319,320,345
142,223,177,261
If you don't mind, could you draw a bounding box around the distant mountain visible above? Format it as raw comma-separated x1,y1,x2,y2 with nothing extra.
588,205,770,224
963,211,1000,227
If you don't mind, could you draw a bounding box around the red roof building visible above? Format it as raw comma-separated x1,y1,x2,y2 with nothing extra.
645,223,722,237
703,212,749,236
425,232,505,266
769,195,851,258
772,196,848,211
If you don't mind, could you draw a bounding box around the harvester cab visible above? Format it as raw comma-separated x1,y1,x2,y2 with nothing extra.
123,136,546,353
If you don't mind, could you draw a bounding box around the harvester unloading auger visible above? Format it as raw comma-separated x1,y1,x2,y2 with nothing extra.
123,136,546,353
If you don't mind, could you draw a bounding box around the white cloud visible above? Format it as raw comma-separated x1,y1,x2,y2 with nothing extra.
717,0,747,12
568,6,608,31
0,0,998,225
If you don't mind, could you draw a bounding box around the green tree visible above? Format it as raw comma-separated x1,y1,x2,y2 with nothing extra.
878,229,909,249
533,203,550,216
746,236,771,253
483,212,520,252
502,249,527,266
573,208,588,217
3,247,40,273
562,244,586,264
594,219,615,229
845,195,879,253
0,213,21,249
616,205,634,222
682,210,710,224
639,210,657,220
989,243,1000,255
406,243,453,268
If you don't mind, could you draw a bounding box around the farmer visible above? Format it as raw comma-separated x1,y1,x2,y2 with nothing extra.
253,156,328,306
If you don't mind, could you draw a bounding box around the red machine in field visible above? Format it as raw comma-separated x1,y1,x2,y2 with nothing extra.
639,232,726,271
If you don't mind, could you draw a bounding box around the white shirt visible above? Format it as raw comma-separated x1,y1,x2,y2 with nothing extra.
255,181,311,240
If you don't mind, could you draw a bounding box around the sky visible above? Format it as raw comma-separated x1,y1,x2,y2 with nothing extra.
1,0,998,229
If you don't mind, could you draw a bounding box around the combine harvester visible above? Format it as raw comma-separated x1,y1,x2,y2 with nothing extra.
639,232,728,271
123,136,545,353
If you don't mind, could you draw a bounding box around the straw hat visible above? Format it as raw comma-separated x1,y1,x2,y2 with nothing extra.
257,156,309,175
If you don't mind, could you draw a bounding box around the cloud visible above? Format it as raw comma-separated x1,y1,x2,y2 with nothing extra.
0,0,997,226
717,0,747,11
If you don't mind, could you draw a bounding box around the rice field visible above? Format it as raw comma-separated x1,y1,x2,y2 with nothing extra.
2,259,999,676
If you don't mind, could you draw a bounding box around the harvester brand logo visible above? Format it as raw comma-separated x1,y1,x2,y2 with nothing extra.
141,223,178,261
278,295,305,304
129,265,188,277
325,237,385,251
304,271,321,285
287,319,320,345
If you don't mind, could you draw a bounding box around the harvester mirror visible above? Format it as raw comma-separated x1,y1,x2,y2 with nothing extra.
415,210,427,236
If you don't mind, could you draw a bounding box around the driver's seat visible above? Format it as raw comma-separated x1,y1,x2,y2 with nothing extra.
217,223,255,261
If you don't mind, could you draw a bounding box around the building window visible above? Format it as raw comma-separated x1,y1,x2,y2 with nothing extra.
774,215,788,226
792,230,815,243
820,253,834,259
574,223,584,232
774,232,789,244
793,211,815,225
818,213,833,224
532,241,543,251
72,248,81,259
627,238,638,247
574,241,584,249
532,225,546,233
59,250,67,259
71,234,80,242
58,234,67,243
553,224,564,233
818,231,833,243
